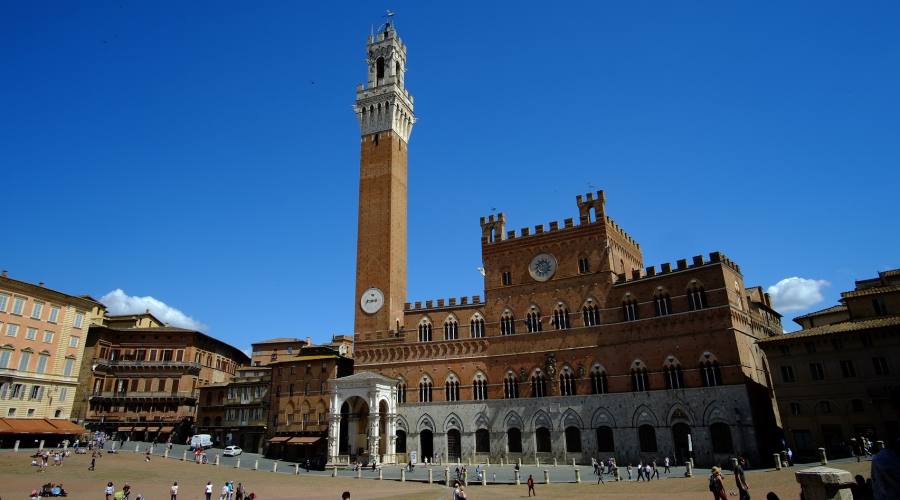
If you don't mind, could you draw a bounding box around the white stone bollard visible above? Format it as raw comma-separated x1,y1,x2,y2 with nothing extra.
575,468,581,483
182,450,187,461
295,463,299,475
795,466,855,500
254,459,259,470
14,440,20,452
774,453,782,470
818,447,828,465
39,440,45,450
378,467,383,480
515,470,521,485
272,461,278,473
164,449,169,459
215,454,220,466
428,468,433,484
332,466,338,477
572,458,576,467
482,472,487,486
553,457,558,467
135,443,140,453
356,468,361,479
400,468,406,482
536,457,540,466
445,467,451,487
235,458,240,469
544,470,550,484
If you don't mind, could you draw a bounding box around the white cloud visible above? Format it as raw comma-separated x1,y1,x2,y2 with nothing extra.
767,277,830,312
99,289,208,332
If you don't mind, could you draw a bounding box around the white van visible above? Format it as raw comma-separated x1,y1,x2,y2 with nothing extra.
189,434,213,450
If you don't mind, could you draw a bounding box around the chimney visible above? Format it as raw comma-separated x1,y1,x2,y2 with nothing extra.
38,282,45,287
1,270,7,278
305,336,312,346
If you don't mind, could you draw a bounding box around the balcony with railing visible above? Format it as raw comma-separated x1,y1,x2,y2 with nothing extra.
92,358,201,374
89,390,198,403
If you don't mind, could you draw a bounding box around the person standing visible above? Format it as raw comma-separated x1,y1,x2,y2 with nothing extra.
651,460,660,479
735,457,751,500
645,462,653,481
527,474,536,496
204,481,213,500
626,464,633,481
636,462,645,481
709,467,728,500
105,482,114,500
89,455,96,471
664,456,671,474
170,481,178,500
220,483,229,500
235,483,244,500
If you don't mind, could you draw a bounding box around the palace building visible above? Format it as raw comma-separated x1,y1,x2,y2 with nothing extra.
328,22,783,468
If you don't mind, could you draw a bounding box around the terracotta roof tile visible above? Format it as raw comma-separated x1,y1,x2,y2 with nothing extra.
758,315,900,343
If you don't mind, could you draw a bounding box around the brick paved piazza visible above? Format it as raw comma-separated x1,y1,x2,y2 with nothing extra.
0,449,873,499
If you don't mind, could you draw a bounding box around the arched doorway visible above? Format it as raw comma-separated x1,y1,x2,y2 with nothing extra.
396,430,407,453
535,427,552,453
447,429,462,461
565,427,582,453
507,428,523,453
596,426,614,453
420,429,434,461
475,429,490,453
638,425,657,453
340,396,369,459
671,423,691,464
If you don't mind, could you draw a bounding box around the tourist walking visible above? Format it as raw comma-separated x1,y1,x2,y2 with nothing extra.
709,466,728,500
735,457,751,500
89,455,96,471
636,462,645,481
626,464,633,481
644,462,652,481
664,456,671,474
527,474,536,496
235,482,244,500
170,481,178,500
204,481,213,500
105,482,114,500
651,460,660,479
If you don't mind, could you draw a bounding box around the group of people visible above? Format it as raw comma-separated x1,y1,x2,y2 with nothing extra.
587,456,674,482
31,482,68,498
708,457,750,500
201,480,254,500
30,449,71,471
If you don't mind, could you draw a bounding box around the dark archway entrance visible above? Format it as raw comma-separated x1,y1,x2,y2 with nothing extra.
447,429,462,461
420,429,434,461
507,428,522,453
596,426,614,453
672,423,691,464
565,427,582,452
475,429,490,453
535,427,552,453
396,430,407,454
638,425,657,453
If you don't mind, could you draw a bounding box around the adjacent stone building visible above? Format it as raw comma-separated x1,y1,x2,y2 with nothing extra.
758,268,900,460
329,22,784,468
73,312,249,443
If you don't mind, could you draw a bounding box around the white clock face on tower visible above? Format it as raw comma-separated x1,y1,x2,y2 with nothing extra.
529,253,558,282
360,288,385,314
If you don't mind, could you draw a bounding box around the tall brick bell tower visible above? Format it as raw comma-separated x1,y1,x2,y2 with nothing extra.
353,21,415,341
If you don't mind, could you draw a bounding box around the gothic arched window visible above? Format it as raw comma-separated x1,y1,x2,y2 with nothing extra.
531,370,547,398
525,307,542,333
418,376,433,403
559,366,576,396
687,282,708,311
503,371,519,399
418,319,433,342
500,310,516,336
443,316,459,340
397,378,407,404
631,361,649,392
472,372,488,401
654,290,673,317
445,373,460,402
582,300,600,327
623,297,639,321
700,359,722,387
552,304,571,330
664,357,684,390
590,364,608,394
470,314,485,338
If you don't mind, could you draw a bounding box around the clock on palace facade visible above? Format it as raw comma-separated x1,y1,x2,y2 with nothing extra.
528,253,558,282
360,287,385,314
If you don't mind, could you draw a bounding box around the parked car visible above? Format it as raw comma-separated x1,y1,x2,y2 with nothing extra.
223,445,243,456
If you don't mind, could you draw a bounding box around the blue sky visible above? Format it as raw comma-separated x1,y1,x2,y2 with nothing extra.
2,1,898,349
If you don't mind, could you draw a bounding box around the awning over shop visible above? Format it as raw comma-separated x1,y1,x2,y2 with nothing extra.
117,426,132,432
267,436,290,443
47,420,86,434
159,426,174,433
0,418,83,435
146,426,160,432
287,437,321,445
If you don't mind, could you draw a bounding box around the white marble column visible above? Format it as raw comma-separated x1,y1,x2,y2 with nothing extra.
328,414,342,463
368,412,381,460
